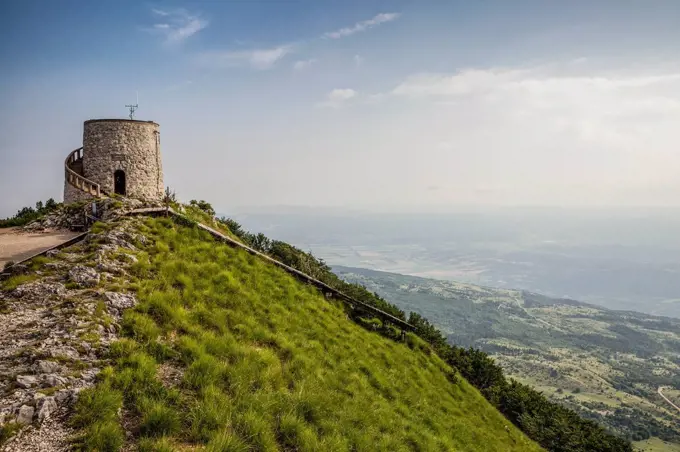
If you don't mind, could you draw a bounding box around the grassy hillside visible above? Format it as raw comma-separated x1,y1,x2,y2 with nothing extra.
334,266,680,449
74,217,540,451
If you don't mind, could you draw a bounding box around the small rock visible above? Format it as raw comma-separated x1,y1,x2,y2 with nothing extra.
104,291,137,310
44,262,65,271
33,393,46,403
13,281,66,298
96,261,125,276
68,265,100,288
36,396,57,422
6,263,29,275
120,253,138,264
33,360,61,374
16,405,34,425
16,375,38,389
42,374,68,388
81,368,100,382
55,389,72,404
45,249,60,258
49,346,79,360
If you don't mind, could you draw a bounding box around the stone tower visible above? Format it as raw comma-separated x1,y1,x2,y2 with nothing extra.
64,119,164,204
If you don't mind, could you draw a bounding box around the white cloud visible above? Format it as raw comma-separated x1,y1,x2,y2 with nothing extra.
197,45,293,70
151,8,170,16
323,12,400,39
293,59,316,70
148,8,208,44
359,63,680,205
329,88,356,101
390,68,680,99
391,69,530,97
318,88,357,108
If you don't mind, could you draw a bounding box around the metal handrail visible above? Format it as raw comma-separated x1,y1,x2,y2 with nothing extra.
64,147,101,197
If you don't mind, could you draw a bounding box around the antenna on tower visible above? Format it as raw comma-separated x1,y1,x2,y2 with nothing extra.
125,91,139,120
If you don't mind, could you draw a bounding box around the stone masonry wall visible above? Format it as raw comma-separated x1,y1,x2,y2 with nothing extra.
82,120,164,201
62,179,94,205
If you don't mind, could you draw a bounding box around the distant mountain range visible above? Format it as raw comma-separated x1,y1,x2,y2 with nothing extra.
335,265,680,450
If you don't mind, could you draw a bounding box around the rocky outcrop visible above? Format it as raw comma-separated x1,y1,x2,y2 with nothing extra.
68,266,100,288
0,218,146,450
22,197,163,233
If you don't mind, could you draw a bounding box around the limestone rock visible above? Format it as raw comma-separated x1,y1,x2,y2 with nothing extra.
33,360,61,374
48,346,79,360
120,253,138,264
36,397,57,422
68,265,100,288
81,368,100,382
13,281,66,298
54,389,72,405
96,261,125,276
45,249,60,258
104,291,137,310
41,374,68,388
16,405,34,425
43,262,66,271
16,375,38,389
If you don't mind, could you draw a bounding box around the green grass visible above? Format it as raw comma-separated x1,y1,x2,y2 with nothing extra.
1,274,38,291
0,422,23,446
73,218,540,451
634,437,680,452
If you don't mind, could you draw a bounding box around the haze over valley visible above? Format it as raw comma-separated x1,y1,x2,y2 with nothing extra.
231,207,680,318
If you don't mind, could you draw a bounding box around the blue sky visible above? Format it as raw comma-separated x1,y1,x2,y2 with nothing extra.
2,0,680,216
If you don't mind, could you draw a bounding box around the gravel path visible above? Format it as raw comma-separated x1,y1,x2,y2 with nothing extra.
658,386,680,415
0,228,79,269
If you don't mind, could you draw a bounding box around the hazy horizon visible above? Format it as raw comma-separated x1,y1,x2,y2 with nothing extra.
231,208,680,318
3,1,680,217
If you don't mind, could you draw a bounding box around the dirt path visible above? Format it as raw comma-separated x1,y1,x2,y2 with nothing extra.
658,386,680,415
0,228,80,269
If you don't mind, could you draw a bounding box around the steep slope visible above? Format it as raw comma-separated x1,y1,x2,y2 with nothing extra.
334,266,680,448
1,215,540,451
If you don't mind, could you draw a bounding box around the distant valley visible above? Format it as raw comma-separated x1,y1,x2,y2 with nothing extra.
231,208,680,319
335,265,680,450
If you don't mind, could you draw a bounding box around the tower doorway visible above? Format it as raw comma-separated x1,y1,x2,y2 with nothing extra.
114,170,126,196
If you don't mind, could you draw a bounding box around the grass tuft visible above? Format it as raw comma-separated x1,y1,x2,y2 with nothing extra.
1,274,38,291
71,384,122,428
0,422,22,446
80,420,125,452
139,400,181,438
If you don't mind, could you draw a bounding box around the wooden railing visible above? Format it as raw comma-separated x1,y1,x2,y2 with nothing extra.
127,207,416,333
65,147,101,197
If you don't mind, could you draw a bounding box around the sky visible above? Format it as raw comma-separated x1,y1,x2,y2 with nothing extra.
2,0,680,217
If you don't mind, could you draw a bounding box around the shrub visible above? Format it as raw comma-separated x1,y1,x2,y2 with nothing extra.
0,198,61,228
189,200,215,217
